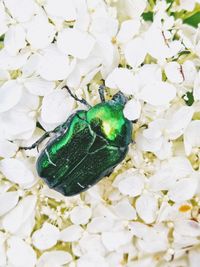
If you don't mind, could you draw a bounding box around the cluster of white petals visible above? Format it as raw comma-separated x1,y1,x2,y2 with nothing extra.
0,0,200,266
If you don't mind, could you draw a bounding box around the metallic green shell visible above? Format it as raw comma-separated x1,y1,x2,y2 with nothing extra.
36,98,132,196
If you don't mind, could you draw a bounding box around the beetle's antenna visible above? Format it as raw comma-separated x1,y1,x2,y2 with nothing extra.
63,85,91,108
98,85,105,102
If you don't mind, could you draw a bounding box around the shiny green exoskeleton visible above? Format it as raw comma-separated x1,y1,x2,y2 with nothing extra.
21,86,132,196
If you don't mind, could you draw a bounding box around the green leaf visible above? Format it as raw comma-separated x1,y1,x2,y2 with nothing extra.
142,11,153,22
182,91,194,106
183,11,200,28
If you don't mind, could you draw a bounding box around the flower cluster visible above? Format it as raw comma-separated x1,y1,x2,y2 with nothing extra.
0,0,200,266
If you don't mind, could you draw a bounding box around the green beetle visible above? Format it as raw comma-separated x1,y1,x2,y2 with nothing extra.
21,86,133,196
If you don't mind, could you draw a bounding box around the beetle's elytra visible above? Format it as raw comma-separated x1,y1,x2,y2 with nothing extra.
21,86,133,196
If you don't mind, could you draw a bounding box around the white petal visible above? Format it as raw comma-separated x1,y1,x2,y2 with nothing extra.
139,81,176,106
168,176,198,202
0,2,8,36
24,77,55,96
57,28,95,59
26,14,56,49
0,139,18,158
44,0,77,20
164,62,184,83
32,223,60,250
124,37,147,68
149,156,193,191
77,253,108,267
105,68,137,95
174,220,200,237
112,199,137,220
184,121,200,155
182,60,197,86
117,171,145,197
0,80,22,113
38,45,74,81
0,191,19,217
0,232,6,266
0,109,36,140
70,205,92,225
7,237,36,267
137,64,162,87
4,0,36,22
101,230,132,251
135,193,158,224
118,0,147,19
0,158,35,186
41,89,74,124
0,48,30,70
117,19,140,43
167,106,194,139
79,233,106,255
2,195,37,234
90,16,118,39
194,73,200,101
180,0,196,11
87,217,114,234
60,225,83,242
189,250,200,267
4,24,26,56
124,99,141,121
37,251,72,267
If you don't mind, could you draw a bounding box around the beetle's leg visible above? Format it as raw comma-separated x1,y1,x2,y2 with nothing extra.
19,131,52,152
62,85,91,108
98,85,105,102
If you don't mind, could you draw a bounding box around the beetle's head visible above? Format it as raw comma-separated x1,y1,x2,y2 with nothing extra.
112,91,128,106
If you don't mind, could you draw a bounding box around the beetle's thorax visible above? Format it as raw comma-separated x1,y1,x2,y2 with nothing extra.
87,100,132,147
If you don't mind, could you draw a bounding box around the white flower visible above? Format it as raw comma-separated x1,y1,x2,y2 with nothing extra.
116,0,147,19
179,0,196,11
0,80,22,113
41,89,75,124
105,68,137,95
0,85,39,140
0,191,19,217
37,45,75,81
24,77,55,96
112,199,137,220
4,24,26,56
164,62,184,84
145,25,183,62
184,120,200,155
116,19,141,44
123,98,142,121
32,222,60,250
87,217,114,234
26,13,56,50
44,0,77,21
60,225,83,242
101,230,132,251
2,195,36,235
0,158,36,187
57,28,95,59
124,37,147,68
135,192,158,224
4,0,36,22
0,2,9,36
138,81,176,106
129,222,169,253
37,251,72,267
7,236,37,267
76,253,108,267
70,205,92,225
0,139,18,158
113,169,145,197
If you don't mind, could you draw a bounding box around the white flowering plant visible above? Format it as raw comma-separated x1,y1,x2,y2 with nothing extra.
0,0,200,266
